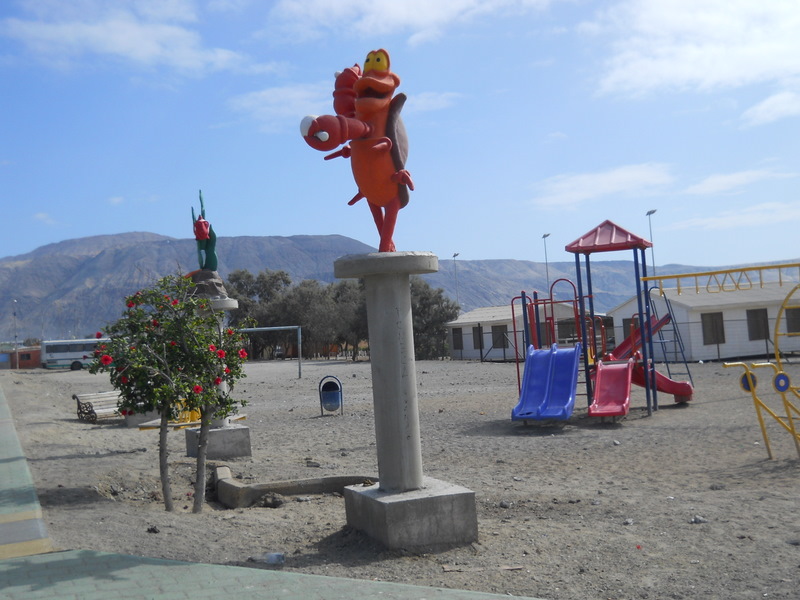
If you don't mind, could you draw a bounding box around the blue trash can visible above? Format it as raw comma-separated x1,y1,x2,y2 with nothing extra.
319,375,343,416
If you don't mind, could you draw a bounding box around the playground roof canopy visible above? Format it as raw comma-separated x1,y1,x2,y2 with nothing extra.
565,220,652,255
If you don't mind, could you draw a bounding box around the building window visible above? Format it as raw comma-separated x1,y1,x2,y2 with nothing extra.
746,309,769,341
701,312,725,345
491,325,509,349
20,353,31,360
452,328,463,350
787,308,800,334
472,326,483,350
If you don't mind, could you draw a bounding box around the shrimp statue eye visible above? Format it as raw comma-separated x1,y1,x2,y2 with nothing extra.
364,50,390,73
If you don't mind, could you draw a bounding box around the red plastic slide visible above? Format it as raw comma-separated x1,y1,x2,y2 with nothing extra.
631,365,693,403
588,359,635,417
607,314,671,361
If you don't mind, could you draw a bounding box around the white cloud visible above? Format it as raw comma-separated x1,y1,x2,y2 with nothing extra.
406,92,462,112
268,0,552,44
684,170,796,195
33,212,58,226
108,196,125,205
229,83,331,132
741,91,800,127
671,202,800,231
587,1,800,96
532,163,673,208
0,1,275,74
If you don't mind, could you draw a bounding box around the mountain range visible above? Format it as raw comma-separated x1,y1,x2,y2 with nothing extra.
1,232,792,343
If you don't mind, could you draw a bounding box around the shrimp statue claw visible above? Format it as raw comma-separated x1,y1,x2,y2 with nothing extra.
300,49,413,253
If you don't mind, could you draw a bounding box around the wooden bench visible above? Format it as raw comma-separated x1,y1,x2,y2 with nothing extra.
73,391,122,423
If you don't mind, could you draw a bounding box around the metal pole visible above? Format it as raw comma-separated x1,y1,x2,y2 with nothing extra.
542,233,551,291
13,299,18,369
452,252,460,309
646,209,657,276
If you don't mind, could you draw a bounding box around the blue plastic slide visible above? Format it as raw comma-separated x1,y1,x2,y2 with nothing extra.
512,343,582,422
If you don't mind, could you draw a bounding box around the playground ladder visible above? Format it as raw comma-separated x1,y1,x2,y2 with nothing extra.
648,291,693,386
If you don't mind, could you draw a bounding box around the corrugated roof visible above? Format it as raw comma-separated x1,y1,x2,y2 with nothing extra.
660,282,800,310
565,220,652,254
446,302,582,327
447,305,519,326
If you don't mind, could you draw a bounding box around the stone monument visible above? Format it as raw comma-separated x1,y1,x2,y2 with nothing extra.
184,191,251,460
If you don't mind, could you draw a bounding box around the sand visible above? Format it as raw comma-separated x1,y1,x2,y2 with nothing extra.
3,357,800,600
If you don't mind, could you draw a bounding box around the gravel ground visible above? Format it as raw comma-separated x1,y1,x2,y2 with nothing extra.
4,357,800,599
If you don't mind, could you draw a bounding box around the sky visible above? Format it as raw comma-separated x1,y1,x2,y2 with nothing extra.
1,0,799,269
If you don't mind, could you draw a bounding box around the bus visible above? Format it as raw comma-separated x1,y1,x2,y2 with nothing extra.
41,338,110,370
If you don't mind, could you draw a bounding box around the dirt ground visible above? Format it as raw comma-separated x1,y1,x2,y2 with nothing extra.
4,356,800,600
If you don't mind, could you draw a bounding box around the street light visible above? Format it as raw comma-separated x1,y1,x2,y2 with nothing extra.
12,299,18,370
452,253,460,309
542,234,551,291
646,209,657,275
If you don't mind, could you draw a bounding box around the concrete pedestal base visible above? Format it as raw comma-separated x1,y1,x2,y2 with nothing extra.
185,424,251,460
344,476,478,549
124,410,160,428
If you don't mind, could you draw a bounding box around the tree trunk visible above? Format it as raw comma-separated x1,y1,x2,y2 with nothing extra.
192,406,211,513
159,411,174,512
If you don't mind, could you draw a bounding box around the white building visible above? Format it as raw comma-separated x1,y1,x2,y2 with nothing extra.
607,283,800,362
446,302,583,361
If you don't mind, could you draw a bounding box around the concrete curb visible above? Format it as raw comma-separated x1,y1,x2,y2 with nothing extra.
214,467,376,508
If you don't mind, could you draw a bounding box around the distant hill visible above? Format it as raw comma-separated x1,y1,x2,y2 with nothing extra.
1,232,795,342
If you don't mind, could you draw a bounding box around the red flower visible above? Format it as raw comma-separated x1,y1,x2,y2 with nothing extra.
171,299,179,306
208,344,216,352
238,349,248,359
121,376,129,384
152,319,159,327
226,328,234,336
100,354,113,365
127,301,135,308
216,349,226,358
214,377,222,386
224,366,231,374
170,341,177,346
193,385,203,394
95,331,103,339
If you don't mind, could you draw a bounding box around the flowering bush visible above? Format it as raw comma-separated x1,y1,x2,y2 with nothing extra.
90,274,251,512
90,274,250,422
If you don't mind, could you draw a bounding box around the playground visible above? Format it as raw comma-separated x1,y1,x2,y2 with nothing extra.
4,357,800,600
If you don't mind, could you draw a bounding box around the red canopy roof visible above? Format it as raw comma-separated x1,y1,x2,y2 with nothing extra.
565,220,652,255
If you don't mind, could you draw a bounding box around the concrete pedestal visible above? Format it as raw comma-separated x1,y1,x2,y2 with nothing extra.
185,424,251,460
335,252,478,548
344,477,478,549
124,410,160,428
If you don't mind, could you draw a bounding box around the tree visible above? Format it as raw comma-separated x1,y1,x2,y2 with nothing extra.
271,279,337,357
410,277,460,359
227,269,291,358
89,274,250,513
330,280,368,361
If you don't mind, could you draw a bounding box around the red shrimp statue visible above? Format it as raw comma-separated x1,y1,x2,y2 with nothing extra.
300,49,414,253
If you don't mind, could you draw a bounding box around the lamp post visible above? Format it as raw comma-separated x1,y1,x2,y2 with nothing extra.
12,299,18,370
542,234,551,291
452,253,460,309
646,209,657,275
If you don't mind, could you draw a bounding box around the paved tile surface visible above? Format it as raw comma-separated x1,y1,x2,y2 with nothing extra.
0,381,543,600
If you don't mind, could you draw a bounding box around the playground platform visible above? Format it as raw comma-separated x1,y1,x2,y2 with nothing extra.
0,384,544,600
